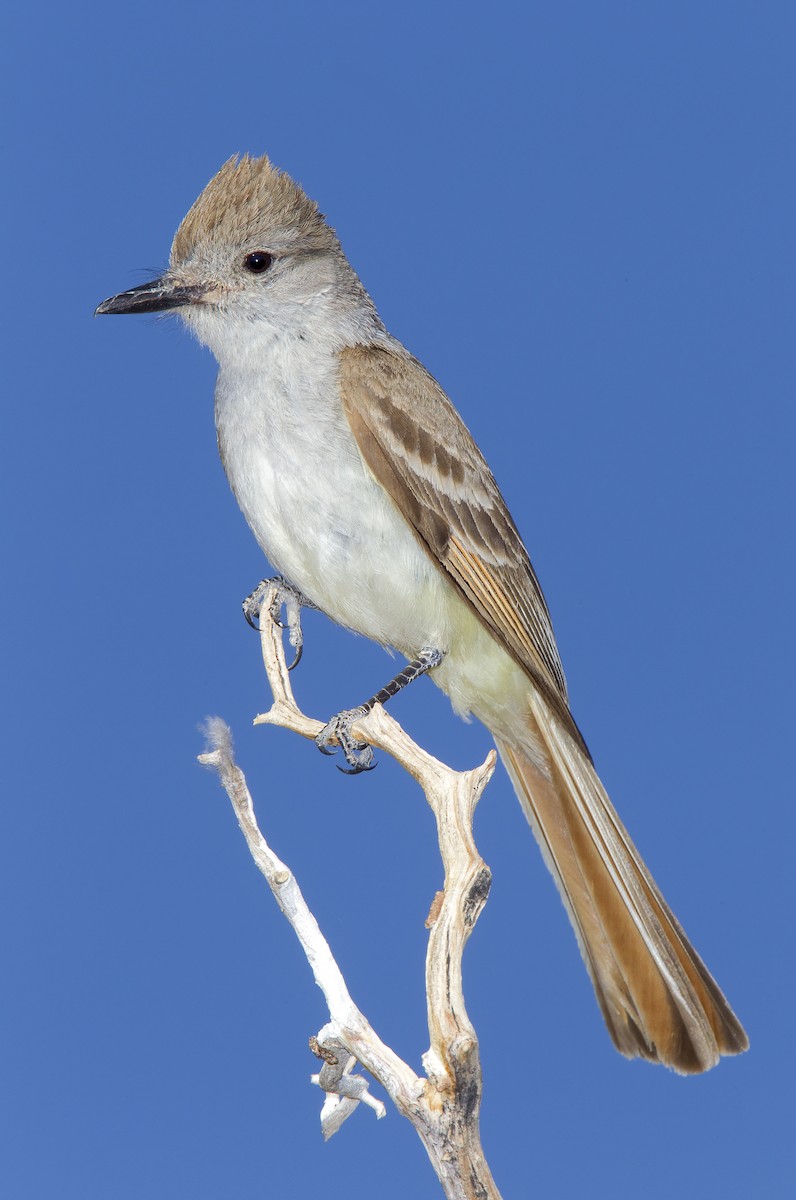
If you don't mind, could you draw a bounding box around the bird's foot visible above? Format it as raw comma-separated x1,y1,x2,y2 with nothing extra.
315,706,376,774
242,577,313,670
313,647,445,776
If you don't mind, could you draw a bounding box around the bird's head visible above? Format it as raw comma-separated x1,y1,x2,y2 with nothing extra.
96,155,372,356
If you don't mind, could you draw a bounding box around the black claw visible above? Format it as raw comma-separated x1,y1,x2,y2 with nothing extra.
242,579,270,631
336,759,377,775
287,642,303,672
243,602,262,630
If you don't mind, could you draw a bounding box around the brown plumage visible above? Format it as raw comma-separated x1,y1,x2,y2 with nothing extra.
171,154,337,264
340,341,748,1072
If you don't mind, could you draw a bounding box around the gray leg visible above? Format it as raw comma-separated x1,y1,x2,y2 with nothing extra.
242,577,317,671
315,647,445,774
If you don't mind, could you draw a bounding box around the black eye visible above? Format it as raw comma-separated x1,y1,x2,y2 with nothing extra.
243,251,273,274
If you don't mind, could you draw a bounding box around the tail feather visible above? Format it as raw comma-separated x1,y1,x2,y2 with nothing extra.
496,695,748,1073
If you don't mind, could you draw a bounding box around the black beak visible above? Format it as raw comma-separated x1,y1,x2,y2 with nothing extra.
95,277,210,315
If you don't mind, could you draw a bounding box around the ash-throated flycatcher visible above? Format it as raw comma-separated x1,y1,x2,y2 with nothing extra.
97,155,747,1073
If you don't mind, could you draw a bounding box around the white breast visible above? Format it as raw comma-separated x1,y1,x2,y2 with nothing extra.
212,320,535,750
214,326,445,648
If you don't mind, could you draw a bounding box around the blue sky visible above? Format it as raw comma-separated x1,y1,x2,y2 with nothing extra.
3,3,793,1196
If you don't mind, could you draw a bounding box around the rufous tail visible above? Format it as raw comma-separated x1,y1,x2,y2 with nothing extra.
496,694,748,1073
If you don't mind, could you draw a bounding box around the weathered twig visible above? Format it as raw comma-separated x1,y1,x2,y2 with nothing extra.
199,584,502,1199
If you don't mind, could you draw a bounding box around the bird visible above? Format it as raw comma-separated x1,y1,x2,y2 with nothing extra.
96,154,748,1073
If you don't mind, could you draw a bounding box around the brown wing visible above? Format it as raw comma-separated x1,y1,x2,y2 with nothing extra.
339,342,588,754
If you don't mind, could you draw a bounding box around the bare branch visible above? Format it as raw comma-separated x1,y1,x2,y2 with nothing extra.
200,584,503,1199
199,719,418,1122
